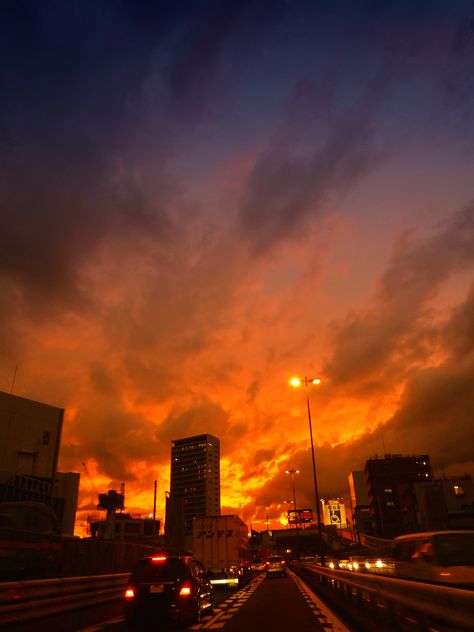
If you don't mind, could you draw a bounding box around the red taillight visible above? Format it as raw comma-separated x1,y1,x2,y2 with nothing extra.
179,582,192,597
152,555,167,562
125,588,135,599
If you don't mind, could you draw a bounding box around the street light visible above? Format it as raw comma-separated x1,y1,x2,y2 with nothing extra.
285,468,300,528
289,376,325,566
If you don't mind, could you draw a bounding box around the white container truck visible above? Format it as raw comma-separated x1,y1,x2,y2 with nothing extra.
192,514,250,587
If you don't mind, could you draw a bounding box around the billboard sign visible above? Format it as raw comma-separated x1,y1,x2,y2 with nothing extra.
322,499,346,526
287,508,313,524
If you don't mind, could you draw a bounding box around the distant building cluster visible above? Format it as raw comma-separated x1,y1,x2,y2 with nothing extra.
2,389,473,547
349,454,474,539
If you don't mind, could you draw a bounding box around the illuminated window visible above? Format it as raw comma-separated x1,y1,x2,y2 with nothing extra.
453,485,465,497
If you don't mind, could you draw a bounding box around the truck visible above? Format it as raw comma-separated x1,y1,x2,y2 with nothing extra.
192,514,250,588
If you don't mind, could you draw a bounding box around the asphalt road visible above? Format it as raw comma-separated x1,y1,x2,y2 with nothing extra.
6,570,351,632
73,569,350,632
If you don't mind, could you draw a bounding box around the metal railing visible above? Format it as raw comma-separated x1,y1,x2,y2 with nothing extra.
292,562,474,631
2,566,473,631
0,573,128,627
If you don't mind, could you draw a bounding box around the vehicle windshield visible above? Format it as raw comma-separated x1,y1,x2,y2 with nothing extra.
433,533,474,566
267,557,284,563
131,557,188,582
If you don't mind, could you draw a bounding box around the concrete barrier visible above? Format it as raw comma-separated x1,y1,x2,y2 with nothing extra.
0,573,128,627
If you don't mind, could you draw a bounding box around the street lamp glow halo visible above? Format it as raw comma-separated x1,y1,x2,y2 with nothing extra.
289,376,321,387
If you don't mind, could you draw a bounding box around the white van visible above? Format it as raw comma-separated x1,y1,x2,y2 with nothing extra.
392,530,474,586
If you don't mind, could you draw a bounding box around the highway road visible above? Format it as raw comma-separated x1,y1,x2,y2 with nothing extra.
52,569,350,632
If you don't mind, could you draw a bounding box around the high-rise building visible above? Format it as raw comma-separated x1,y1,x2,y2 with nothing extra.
168,434,220,541
365,454,433,538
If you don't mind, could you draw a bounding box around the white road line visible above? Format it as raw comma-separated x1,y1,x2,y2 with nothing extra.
289,569,351,632
200,574,265,629
77,616,124,632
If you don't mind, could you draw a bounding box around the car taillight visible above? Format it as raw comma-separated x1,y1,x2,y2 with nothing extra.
152,556,167,562
179,582,192,597
125,588,135,599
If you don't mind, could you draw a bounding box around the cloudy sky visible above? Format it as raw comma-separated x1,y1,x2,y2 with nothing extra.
1,0,473,535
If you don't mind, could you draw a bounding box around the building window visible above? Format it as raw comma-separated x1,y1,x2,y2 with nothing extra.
453,485,465,497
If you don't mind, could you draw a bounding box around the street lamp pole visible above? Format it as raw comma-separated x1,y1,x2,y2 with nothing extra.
290,376,325,566
285,468,299,529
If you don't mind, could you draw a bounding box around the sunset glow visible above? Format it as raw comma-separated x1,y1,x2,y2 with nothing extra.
1,1,473,538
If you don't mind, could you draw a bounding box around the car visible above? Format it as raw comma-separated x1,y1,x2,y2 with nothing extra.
348,556,370,572
364,557,395,574
250,557,266,572
123,554,214,627
265,555,286,578
337,559,350,569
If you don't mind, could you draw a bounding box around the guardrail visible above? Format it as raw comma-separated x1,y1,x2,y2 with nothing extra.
0,573,128,628
292,562,474,631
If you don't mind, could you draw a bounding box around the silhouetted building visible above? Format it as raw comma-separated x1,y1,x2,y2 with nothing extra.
167,434,220,546
164,492,185,549
53,472,80,535
348,471,373,537
0,391,63,484
415,475,474,531
365,454,433,538
0,391,78,532
90,512,161,543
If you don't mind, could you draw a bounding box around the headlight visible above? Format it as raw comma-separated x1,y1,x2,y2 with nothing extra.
329,561,335,569
352,562,359,570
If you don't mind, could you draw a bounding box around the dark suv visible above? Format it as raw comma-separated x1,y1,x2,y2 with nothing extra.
124,554,214,627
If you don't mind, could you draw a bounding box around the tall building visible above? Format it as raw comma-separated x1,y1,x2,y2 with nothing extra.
365,454,433,538
168,434,220,542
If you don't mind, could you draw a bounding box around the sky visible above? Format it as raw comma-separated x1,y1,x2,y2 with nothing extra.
1,0,473,536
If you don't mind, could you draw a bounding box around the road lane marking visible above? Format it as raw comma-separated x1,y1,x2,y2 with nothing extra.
289,569,351,632
199,574,265,629
77,616,124,631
